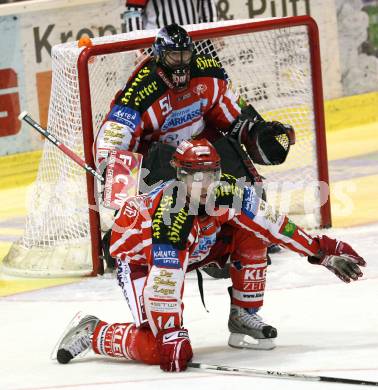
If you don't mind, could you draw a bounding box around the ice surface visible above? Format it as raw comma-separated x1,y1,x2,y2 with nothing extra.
1,224,378,390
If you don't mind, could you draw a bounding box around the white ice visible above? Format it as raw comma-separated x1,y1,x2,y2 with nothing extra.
1,223,378,390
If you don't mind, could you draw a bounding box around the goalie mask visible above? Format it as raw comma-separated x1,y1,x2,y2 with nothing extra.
172,139,221,204
153,23,194,90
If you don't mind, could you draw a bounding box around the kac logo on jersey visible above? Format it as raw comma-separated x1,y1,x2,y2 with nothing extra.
193,84,207,96
108,105,140,130
153,244,180,268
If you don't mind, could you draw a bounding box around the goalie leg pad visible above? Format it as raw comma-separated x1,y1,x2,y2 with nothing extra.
117,259,148,326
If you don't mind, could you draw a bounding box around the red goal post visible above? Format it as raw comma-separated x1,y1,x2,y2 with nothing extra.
2,16,331,277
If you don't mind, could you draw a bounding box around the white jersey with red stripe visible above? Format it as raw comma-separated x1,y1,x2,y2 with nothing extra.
95,54,241,163
110,175,321,335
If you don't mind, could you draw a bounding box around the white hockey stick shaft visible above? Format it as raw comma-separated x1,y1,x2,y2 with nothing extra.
19,111,104,183
188,362,378,386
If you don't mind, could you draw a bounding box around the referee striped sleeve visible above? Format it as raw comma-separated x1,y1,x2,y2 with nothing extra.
124,6,143,32
125,0,217,32
200,0,217,22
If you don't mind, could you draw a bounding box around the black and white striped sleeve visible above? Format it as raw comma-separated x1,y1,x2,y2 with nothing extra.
198,0,218,22
133,0,218,31
124,6,143,32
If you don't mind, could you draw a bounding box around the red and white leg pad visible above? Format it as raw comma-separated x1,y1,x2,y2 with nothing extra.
117,260,148,326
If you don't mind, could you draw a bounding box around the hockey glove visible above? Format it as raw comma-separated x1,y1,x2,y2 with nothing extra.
246,120,295,165
308,235,366,283
157,328,193,372
230,105,295,165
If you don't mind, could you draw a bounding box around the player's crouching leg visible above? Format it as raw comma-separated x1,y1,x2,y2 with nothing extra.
56,314,160,365
228,231,277,350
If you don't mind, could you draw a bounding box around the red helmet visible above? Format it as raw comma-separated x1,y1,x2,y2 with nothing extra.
172,139,221,171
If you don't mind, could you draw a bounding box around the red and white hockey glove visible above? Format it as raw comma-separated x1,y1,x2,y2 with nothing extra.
157,328,193,372
308,235,366,283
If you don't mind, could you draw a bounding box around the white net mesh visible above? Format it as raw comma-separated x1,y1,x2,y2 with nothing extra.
3,19,326,276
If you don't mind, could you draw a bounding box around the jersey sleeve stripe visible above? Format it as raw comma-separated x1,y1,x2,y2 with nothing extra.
129,238,153,254
211,78,219,106
141,220,152,228
233,215,316,257
110,227,141,254
219,94,237,123
224,88,242,115
147,106,159,130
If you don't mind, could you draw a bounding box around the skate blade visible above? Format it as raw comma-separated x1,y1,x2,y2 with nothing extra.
50,311,91,361
228,333,276,350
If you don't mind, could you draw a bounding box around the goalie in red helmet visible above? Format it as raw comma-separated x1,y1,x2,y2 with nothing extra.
57,139,365,372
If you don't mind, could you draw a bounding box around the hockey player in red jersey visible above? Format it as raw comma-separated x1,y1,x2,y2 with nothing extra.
95,23,294,174
97,23,294,270
56,139,365,372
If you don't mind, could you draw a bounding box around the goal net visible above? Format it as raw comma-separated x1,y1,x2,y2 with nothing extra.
2,16,331,277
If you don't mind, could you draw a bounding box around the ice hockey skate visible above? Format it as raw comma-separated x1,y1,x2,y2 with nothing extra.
228,304,277,350
55,312,100,364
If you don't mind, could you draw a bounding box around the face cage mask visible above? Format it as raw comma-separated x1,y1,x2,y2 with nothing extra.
164,50,192,68
161,50,192,89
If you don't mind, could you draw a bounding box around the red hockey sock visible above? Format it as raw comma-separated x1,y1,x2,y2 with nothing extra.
230,257,267,309
92,321,160,365
227,227,268,309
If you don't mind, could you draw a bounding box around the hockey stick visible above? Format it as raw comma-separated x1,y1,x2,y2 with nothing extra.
188,362,378,387
18,111,104,183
